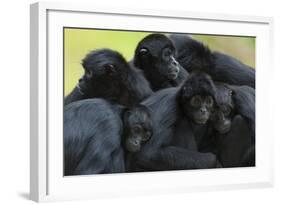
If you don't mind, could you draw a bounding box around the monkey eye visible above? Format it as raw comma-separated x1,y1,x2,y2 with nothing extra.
205,96,214,106
190,95,201,107
223,106,231,116
162,48,172,61
139,48,148,55
104,64,116,73
142,130,152,141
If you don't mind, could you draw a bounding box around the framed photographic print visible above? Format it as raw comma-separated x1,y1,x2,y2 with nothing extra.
30,2,274,202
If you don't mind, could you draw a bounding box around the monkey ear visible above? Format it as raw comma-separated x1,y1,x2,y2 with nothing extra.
139,48,148,55
134,47,149,68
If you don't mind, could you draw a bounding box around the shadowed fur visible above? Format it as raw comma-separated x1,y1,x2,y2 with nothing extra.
208,83,255,167
64,98,155,175
132,34,188,91
180,72,217,100
127,85,220,171
64,99,125,175
170,34,214,72
65,49,153,106
170,34,255,88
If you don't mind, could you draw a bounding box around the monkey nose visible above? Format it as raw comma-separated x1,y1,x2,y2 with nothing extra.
171,60,179,67
168,66,179,74
171,56,179,66
132,140,140,146
200,108,207,114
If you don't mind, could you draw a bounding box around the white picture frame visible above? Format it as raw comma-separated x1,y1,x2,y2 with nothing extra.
30,2,274,202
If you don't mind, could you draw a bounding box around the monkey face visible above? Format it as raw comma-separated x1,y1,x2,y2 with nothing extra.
180,72,217,124
134,34,182,81
182,94,214,124
211,84,234,134
123,106,153,153
211,106,232,134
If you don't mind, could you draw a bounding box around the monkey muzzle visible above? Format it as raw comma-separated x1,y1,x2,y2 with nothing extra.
167,56,180,80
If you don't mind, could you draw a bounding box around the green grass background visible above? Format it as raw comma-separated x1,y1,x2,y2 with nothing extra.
64,28,255,96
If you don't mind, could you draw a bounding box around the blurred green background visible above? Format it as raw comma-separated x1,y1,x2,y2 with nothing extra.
64,28,255,96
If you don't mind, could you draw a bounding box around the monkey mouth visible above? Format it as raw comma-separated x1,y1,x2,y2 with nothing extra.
126,144,141,153
167,72,178,80
194,117,208,124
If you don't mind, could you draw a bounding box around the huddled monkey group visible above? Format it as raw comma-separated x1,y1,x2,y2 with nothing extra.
64,33,255,175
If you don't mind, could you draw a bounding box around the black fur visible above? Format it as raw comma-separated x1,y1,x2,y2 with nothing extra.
132,34,188,91
63,34,256,173
170,34,255,88
170,34,214,72
123,105,153,153
214,115,255,167
180,72,217,100
64,99,125,175
64,49,153,106
64,98,155,175
214,83,255,138
128,85,219,171
210,82,234,134
229,85,255,138
209,83,255,167
178,73,217,152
